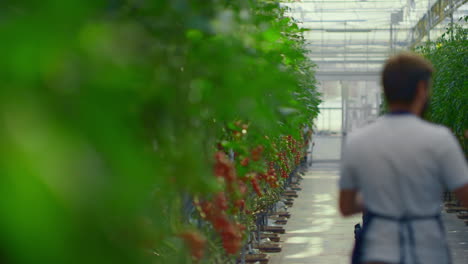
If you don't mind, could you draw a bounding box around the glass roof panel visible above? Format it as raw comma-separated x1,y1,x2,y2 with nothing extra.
283,0,468,73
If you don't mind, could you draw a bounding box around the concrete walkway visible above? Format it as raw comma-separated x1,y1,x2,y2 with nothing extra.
270,162,360,264
270,161,468,264
444,210,468,263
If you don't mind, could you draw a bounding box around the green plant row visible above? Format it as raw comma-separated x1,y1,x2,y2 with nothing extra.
0,0,320,264
415,16,468,154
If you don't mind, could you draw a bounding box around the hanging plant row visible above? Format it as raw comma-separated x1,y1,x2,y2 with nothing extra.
0,1,320,264
415,16,468,154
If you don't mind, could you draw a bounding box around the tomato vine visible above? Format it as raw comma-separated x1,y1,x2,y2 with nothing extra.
415,16,468,154
0,1,320,264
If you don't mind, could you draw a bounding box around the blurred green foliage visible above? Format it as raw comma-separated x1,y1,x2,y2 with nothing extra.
0,0,320,263
416,16,468,153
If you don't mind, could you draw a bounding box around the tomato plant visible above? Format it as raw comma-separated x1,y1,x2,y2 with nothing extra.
0,0,320,264
415,16,468,154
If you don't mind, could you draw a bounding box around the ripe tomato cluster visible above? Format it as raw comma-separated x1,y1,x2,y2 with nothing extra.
240,157,250,167
219,220,245,255
295,152,302,165
250,176,262,197
214,151,236,183
277,135,307,177
277,152,290,178
250,145,264,161
257,162,279,188
266,161,280,188
192,152,250,255
213,151,247,205
193,133,307,258
288,135,305,165
179,230,206,261
195,195,245,255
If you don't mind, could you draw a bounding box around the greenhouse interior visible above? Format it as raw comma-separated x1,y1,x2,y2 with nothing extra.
0,0,467,264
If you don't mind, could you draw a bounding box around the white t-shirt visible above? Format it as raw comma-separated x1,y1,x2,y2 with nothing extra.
339,114,468,264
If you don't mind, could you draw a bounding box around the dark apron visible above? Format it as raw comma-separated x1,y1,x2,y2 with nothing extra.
351,209,452,264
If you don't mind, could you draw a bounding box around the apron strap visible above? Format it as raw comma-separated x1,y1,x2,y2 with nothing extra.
435,215,453,264
351,210,450,264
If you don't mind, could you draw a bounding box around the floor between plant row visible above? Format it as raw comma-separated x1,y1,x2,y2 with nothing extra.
269,162,468,264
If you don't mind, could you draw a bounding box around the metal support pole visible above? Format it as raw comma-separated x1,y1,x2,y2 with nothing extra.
344,84,348,135
341,81,348,159
450,0,454,24
322,109,325,131
341,81,345,136
450,0,454,39
344,22,347,71
427,0,432,41
366,34,369,71
390,24,393,55
341,81,345,159
410,27,415,45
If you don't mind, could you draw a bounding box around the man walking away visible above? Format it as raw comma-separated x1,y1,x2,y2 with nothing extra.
338,53,468,264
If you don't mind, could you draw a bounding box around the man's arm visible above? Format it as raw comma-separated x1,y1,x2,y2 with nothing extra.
339,137,362,217
454,184,468,208
339,189,363,217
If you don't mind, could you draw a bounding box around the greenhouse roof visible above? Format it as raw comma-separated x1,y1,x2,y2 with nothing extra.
283,0,468,73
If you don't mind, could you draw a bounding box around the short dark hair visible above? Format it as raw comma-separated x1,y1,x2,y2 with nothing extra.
382,53,434,104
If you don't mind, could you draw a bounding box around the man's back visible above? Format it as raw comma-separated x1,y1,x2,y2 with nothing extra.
342,114,467,217
340,113,468,264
